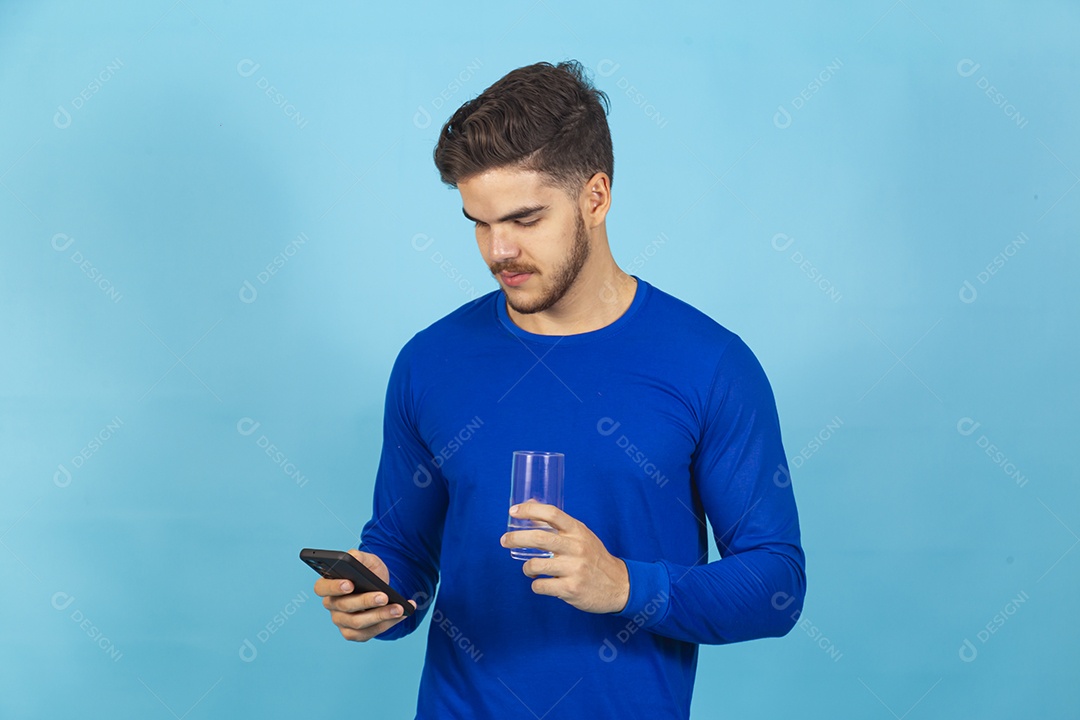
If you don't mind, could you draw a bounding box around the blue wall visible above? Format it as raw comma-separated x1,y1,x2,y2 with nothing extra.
2,1,1077,717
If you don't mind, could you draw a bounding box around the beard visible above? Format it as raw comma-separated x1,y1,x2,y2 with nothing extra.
492,210,591,315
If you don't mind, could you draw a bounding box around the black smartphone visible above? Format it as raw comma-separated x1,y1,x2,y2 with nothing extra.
300,548,415,617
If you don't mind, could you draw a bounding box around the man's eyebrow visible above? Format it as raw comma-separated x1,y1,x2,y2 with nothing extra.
462,204,548,224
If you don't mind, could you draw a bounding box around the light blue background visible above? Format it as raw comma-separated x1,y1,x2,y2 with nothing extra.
2,1,1077,717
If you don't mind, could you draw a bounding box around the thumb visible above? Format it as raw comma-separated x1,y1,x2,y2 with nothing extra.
349,549,390,583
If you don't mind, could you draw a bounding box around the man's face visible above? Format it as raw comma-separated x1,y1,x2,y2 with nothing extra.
458,167,589,315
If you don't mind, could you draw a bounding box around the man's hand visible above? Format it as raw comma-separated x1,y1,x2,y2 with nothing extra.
313,549,417,642
500,501,630,614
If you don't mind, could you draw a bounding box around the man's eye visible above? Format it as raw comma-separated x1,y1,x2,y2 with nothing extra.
517,219,538,227
474,221,487,228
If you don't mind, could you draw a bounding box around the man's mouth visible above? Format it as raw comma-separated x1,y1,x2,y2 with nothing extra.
499,271,533,287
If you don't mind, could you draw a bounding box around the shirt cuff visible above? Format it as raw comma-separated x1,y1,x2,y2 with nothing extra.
613,558,671,628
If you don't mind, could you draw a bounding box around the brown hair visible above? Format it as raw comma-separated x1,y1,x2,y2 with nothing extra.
433,60,613,199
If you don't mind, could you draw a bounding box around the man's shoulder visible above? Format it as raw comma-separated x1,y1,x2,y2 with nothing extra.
397,290,501,359
641,281,777,409
639,279,741,353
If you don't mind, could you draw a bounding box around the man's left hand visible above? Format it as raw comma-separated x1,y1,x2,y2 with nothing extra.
500,501,630,614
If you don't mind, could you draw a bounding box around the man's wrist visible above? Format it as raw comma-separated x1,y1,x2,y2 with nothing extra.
612,558,630,613
613,558,672,627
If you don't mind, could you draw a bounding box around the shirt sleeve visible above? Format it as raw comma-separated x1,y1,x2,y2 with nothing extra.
613,334,807,644
358,339,449,640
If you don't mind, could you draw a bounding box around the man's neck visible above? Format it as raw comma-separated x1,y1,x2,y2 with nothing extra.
506,267,638,336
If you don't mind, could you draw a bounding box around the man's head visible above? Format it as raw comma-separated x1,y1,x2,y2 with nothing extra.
434,61,616,316
433,60,613,199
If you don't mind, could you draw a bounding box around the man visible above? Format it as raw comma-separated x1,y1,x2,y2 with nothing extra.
315,60,806,719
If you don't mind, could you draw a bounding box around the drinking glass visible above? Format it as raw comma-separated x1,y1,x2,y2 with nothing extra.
507,451,564,560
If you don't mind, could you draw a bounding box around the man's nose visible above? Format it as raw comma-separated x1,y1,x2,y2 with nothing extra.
490,227,519,262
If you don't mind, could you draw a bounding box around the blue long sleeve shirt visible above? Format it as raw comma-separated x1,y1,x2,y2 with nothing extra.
359,277,806,719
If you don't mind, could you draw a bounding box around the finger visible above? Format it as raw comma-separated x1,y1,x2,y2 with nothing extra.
501,528,562,552
326,590,390,613
331,602,406,631
522,557,562,578
339,614,402,642
509,501,576,532
528,577,563,599
314,577,355,597
337,611,405,641
341,624,380,642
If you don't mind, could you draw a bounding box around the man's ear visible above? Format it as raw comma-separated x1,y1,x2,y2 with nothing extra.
580,172,611,227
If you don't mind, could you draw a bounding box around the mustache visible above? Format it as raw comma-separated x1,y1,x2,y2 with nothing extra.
490,263,538,275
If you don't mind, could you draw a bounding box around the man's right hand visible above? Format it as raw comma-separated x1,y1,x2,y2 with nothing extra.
313,549,418,642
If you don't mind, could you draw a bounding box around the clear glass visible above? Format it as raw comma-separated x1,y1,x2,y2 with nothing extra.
507,450,564,560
